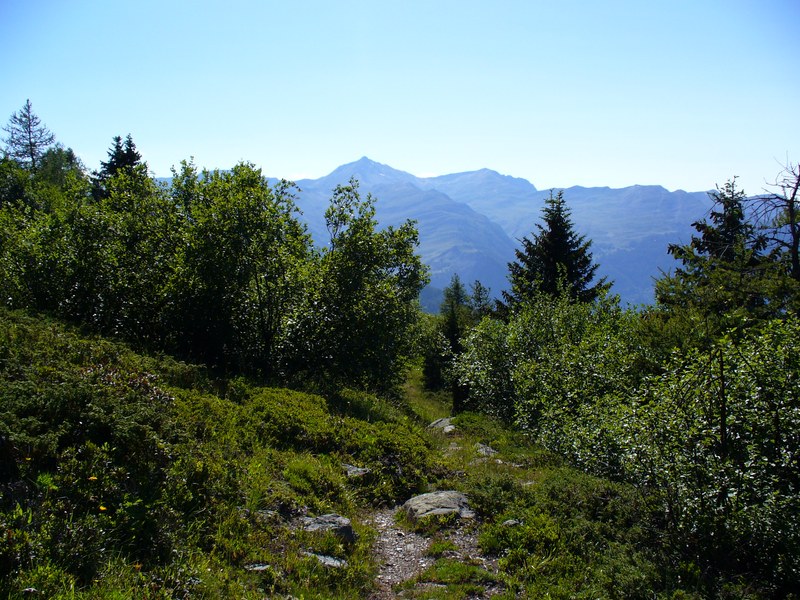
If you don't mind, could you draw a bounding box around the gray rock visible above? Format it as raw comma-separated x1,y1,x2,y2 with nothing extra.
428,417,457,434
502,519,522,527
301,513,357,544
343,463,371,478
244,563,272,572
476,443,498,457
302,551,347,568
402,490,475,521
253,509,279,523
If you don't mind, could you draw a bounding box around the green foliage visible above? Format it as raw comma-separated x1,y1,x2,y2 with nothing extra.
455,278,800,594
455,291,646,431
451,316,516,421
168,161,311,374
421,274,489,410
2,100,55,170
2,136,426,392
657,178,791,327
0,308,437,597
91,134,143,200
621,318,800,593
476,468,666,599
399,558,497,598
282,178,428,393
425,537,459,557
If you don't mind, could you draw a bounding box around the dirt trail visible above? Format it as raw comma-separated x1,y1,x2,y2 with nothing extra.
366,507,434,599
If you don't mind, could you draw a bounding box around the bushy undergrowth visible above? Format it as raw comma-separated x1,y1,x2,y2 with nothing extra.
0,308,436,598
3,307,794,598
454,291,800,596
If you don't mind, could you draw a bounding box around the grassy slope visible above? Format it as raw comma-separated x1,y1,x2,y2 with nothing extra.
2,309,699,599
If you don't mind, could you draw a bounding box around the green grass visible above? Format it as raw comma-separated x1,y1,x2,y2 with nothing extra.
402,362,452,424
424,537,459,558
397,558,498,599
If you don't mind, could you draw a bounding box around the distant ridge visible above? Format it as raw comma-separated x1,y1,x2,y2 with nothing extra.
275,157,713,309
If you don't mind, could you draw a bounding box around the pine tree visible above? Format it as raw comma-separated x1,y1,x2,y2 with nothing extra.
2,99,55,170
92,134,144,199
502,190,608,309
656,178,779,317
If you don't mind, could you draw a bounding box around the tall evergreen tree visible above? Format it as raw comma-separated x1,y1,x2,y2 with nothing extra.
468,279,493,319
502,190,608,309
2,99,55,170
92,134,144,199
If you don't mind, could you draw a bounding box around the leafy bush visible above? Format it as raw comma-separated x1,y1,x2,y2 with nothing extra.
621,318,800,593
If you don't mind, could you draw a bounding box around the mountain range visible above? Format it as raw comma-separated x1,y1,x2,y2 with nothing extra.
271,157,714,310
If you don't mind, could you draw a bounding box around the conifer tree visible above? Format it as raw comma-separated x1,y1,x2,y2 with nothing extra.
92,134,144,199
502,190,608,309
656,178,781,318
2,99,55,170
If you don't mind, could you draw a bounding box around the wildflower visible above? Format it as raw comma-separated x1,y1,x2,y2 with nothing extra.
99,505,107,511
88,476,98,481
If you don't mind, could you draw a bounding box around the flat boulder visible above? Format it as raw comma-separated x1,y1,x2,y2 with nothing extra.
402,491,475,521
342,463,371,478
301,513,357,544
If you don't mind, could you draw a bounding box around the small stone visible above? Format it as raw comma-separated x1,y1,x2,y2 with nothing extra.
253,509,279,523
343,463,371,478
476,443,498,457
502,519,522,527
244,563,272,572
301,551,347,568
428,417,456,434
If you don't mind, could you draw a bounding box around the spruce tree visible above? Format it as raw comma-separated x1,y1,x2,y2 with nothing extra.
656,178,780,318
92,134,144,199
502,190,608,309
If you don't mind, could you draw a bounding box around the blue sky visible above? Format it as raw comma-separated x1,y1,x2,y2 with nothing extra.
2,0,798,194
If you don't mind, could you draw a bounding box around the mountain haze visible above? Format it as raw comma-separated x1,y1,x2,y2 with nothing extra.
280,157,714,308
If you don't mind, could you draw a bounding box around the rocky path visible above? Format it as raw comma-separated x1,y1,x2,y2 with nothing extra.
364,425,505,598
366,502,502,598
366,507,434,599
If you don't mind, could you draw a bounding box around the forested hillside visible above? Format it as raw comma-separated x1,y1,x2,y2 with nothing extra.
2,101,799,598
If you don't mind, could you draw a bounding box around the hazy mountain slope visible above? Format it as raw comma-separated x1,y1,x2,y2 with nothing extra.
419,168,540,237
279,157,714,307
415,168,713,305
292,158,517,297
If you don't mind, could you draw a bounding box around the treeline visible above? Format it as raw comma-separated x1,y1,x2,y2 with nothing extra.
0,102,427,394
422,173,800,595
